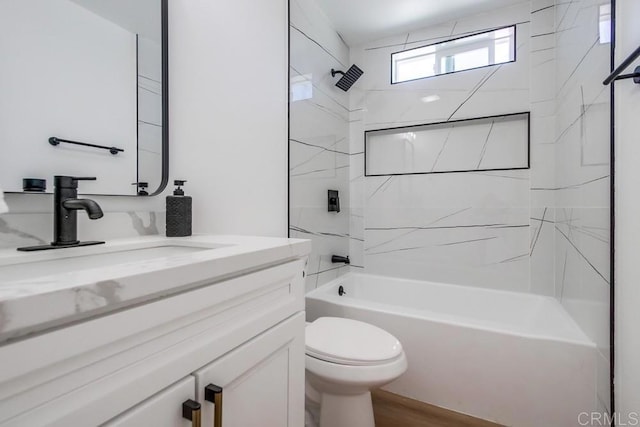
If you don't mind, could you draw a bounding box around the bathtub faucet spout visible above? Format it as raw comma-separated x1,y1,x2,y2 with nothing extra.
331,255,350,264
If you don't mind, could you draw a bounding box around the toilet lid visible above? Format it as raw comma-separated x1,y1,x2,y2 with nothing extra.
305,317,403,366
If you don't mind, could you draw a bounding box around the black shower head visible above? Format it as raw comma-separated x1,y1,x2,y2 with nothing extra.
331,65,364,91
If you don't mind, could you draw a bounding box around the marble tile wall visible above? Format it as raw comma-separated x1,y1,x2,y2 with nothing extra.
0,193,165,250
289,0,352,292
350,3,537,290
345,0,611,408
288,5,611,409
528,0,558,296
347,9,611,406
553,0,611,411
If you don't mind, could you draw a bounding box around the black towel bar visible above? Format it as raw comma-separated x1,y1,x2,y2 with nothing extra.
603,45,640,85
49,137,124,155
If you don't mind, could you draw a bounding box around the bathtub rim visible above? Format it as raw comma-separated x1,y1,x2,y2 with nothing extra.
306,272,595,348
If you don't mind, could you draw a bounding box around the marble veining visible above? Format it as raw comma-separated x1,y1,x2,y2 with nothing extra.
73,280,123,314
0,218,47,247
0,210,166,250
552,0,611,410
0,235,310,344
128,211,159,236
289,0,351,292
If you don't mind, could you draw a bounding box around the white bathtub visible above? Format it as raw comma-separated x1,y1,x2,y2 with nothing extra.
306,273,597,427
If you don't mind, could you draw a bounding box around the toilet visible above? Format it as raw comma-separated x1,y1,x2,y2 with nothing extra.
305,317,408,427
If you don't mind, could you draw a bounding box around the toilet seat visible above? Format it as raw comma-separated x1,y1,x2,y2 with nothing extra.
305,317,403,366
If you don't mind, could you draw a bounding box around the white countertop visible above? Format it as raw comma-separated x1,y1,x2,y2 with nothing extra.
0,235,310,344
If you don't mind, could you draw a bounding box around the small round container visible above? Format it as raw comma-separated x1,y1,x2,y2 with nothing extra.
22,178,47,192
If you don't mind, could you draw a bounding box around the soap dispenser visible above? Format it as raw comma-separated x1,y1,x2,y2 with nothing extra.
166,180,192,237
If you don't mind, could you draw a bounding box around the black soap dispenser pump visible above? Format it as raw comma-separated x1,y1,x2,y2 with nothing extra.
166,180,192,237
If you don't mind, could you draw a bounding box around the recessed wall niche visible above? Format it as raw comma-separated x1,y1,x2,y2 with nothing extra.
365,112,530,176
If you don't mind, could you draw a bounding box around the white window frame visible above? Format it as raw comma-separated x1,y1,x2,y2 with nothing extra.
391,25,516,84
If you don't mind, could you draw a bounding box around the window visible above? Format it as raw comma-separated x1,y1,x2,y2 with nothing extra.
599,4,611,44
290,74,313,102
391,26,516,84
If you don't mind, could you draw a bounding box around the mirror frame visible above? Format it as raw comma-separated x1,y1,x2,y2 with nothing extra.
151,0,169,197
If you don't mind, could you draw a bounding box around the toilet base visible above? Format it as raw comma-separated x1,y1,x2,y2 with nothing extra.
319,391,375,427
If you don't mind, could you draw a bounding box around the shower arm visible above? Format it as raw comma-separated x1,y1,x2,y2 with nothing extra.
331,69,345,77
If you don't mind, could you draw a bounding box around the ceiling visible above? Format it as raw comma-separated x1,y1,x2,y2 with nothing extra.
71,0,161,41
314,0,526,46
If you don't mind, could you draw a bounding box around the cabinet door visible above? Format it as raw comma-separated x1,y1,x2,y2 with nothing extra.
194,312,305,427
102,377,196,427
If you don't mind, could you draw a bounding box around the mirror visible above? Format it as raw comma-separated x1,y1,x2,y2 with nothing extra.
0,0,168,196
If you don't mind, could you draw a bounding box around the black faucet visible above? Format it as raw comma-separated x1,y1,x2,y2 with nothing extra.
17,176,105,251
53,176,104,246
331,255,350,264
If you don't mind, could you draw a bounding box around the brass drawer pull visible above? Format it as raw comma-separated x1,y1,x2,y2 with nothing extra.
205,384,223,427
182,399,202,427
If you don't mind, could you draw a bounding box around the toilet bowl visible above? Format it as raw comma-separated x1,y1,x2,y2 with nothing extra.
305,317,407,427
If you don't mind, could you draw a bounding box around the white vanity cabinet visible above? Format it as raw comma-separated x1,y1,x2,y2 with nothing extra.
103,313,304,427
0,256,307,427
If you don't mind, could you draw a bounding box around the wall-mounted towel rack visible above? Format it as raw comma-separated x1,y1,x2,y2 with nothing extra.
48,137,124,155
603,45,640,85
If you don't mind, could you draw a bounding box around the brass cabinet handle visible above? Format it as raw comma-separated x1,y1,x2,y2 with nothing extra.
182,399,202,427
205,384,223,427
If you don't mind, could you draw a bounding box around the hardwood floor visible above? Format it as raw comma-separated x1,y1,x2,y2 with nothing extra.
372,390,504,427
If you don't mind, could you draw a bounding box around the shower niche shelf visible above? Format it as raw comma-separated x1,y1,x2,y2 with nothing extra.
364,112,530,177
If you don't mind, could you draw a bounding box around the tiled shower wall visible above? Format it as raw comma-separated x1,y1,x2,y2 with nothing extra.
553,0,611,412
289,0,351,292
345,0,611,410
287,0,559,293
349,3,539,291
290,5,611,401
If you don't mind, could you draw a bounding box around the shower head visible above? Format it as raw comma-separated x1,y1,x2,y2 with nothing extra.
331,65,364,91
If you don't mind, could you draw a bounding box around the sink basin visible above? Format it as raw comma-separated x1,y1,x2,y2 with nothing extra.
0,242,228,283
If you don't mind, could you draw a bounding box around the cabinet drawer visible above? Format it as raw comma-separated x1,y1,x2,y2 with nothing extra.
101,377,195,427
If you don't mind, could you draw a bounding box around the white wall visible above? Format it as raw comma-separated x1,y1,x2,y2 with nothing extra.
169,0,289,237
615,0,640,416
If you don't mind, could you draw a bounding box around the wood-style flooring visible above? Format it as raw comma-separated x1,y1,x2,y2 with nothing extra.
372,390,504,427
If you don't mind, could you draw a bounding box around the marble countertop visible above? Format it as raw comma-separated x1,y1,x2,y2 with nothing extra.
0,235,310,344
